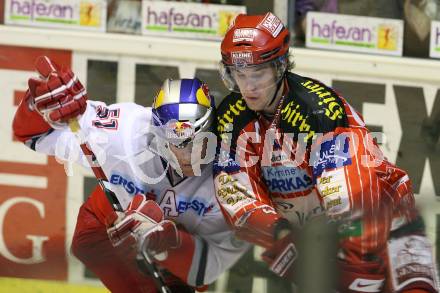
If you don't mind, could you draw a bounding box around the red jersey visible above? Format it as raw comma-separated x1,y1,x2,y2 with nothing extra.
214,72,439,292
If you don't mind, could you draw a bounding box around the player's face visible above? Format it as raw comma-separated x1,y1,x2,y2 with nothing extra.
168,138,208,177
232,64,278,111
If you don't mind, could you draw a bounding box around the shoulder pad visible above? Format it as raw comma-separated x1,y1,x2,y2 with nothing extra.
216,93,256,138
281,74,348,139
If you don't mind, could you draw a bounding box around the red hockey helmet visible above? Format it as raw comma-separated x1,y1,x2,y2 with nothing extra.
219,12,290,92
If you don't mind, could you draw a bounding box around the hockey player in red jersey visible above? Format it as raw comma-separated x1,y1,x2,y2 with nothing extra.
214,12,439,292
12,58,248,292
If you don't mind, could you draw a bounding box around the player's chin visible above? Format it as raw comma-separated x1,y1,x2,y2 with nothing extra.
242,96,263,110
181,165,195,177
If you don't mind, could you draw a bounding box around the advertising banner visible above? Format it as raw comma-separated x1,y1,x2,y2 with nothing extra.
430,21,440,58
107,0,142,35
306,12,403,56
4,0,107,32
141,0,246,40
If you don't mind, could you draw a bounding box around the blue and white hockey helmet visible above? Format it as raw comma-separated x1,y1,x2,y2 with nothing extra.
152,78,215,148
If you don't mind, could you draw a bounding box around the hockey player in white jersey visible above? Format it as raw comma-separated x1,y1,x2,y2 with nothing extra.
12,58,248,293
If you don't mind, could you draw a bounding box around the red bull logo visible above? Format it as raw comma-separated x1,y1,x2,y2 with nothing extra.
166,121,194,139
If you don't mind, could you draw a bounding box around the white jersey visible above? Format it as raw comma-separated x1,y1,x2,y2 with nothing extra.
29,100,249,286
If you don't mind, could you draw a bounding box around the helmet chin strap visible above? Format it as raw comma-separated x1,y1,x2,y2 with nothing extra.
266,71,286,110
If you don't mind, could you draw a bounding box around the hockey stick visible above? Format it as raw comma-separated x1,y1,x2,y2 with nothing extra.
34,56,171,293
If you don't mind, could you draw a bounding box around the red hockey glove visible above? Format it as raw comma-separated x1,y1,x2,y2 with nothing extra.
13,90,52,142
234,207,289,248
107,194,164,247
28,56,87,128
338,259,386,293
139,220,181,259
261,231,297,279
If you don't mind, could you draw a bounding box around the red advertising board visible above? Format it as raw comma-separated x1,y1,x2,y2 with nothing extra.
0,0,4,24
0,45,71,281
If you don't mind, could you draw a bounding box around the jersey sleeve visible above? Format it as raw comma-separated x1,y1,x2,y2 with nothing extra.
312,126,394,255
15,100,109,166
309,93,395,255
13,94,140,169
12,90,99,160
34,101,102,155
213,95,284,247
12,90,53,144
312,107,439,291
214,132,274,222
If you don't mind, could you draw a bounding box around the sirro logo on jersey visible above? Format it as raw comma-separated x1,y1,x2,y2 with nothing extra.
301,80,345,121
217,98,246,136
280,101,315,141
